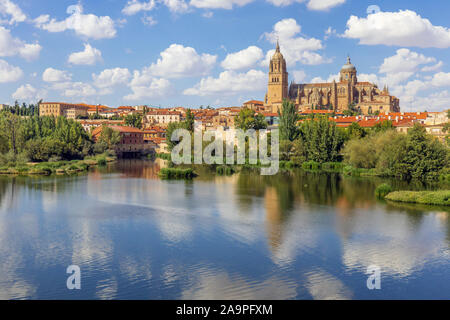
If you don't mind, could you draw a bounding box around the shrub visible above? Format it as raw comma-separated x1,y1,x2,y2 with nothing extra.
302,160,321,170
375,183,392,199
97,157,107,166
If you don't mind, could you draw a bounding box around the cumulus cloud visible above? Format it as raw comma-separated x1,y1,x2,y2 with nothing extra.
0,58,22,82
263,18,329,66
379,49,436,74
343,10,450,48
42,68,71,82
221,46,263,70
12,84,46,101
292,70,306,83
147,44,216,78
183,69,266,96
124,71,171,100
163,0,190,13
0,26,41,61
68,44,102,65
190,0,254,10
34,4,116,40
62,82,97,98
122,0,156,15
306,0,345,11
0,0,26,25
93,68,131,88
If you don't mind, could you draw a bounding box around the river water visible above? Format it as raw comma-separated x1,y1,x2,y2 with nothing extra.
0,159,449,299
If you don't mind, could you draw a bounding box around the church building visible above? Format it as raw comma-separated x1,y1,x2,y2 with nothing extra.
264,42,400,115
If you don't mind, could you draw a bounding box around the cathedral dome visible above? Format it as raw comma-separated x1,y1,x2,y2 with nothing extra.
341,56,356,71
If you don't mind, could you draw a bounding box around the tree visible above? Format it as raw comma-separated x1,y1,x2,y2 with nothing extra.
373,120,394,132
125,113,143,129
298,117,344,163
347,122,367,140
278,99,299,141
235,107,267,131
97,125,121,150
185,109,195,132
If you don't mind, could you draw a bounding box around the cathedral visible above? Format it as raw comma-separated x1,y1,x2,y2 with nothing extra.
264,42,400,115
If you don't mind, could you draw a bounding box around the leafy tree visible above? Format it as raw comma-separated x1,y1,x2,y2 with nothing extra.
278,99,299,141
373,120,394,132
235,107,267,131
185,108,195,132
125,113,143,129
346,122,367,140
298,117,345,163
97,125,121,150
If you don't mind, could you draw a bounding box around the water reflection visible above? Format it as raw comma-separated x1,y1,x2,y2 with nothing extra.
0,160,448,299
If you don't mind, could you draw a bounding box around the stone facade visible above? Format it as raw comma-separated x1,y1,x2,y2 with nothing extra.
264,45,400,115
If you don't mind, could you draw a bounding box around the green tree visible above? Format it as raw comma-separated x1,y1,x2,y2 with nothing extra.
278,99,299,141
185,109,195,132
97,125,121,150
235,107,267,131
125,113,143,129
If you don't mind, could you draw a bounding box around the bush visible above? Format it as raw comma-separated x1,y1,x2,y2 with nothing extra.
375,183,392,199
385,190,450,206
97,157,107,166
159,168,195,179
302,161,321,170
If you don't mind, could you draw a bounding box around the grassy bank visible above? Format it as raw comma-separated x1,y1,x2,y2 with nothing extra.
385,190,450,206
159,168,196,180
0,154,116,176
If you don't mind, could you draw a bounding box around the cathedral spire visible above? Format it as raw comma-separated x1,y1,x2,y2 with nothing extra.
276,39,280,52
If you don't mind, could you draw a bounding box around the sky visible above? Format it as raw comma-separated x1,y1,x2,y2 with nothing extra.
1,0,450,111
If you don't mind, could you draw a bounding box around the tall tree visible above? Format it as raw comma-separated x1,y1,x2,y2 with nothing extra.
278,99,299,141
235,107,267,131
185,108,195,132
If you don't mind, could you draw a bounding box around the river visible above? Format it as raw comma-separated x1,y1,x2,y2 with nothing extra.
0,159,449,299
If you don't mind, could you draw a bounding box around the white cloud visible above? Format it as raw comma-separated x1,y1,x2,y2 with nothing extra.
266,0,345,11
292,70,306,82
343,10,450,48
35,4,116,40
122,0,156,16
306,0,345,11
147,44,216,78
0,58,22,82
263,18,329,66
183,69,266,96
93,68,131,88
141,15,157,26
163,0,190,13
430,72,450,87
0,26,41,61
421,61,443,72
68,44,102,65
190,0,254,10
42,68,71,82
125,71,171,100
12,84,46,101
221,46,263,70
0,0,26,25
379,49,436,74
63,82,97,98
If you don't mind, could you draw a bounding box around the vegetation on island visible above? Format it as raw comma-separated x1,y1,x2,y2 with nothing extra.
0,108,119,176
385,190,450,206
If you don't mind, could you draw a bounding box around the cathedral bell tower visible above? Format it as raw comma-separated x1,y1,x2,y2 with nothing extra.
266,41,288,106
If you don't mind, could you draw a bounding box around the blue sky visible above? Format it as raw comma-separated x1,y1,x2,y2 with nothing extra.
1,0,450,111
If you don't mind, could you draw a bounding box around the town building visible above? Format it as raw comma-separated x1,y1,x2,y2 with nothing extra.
145,110,181,126
39,102,90,119
264,42,400,115
91,125,153,157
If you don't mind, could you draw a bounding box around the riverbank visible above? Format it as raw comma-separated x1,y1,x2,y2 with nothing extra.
385,190,450,206
0,154,116,176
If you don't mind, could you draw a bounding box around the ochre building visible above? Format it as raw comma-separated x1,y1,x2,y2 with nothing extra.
264,43,400,115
